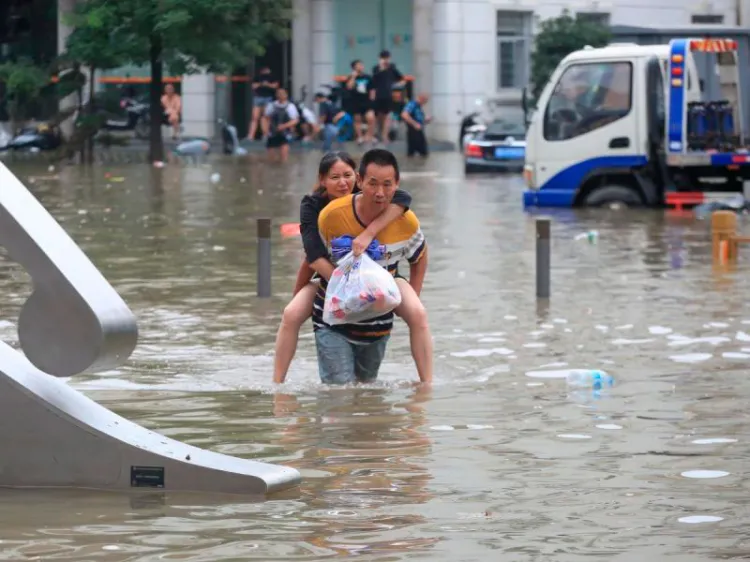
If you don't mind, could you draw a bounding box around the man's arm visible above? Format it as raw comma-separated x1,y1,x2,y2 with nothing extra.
393,66,406,87
352,204,404,256
401,105,421,129
409,245,428,296
279,105,300,131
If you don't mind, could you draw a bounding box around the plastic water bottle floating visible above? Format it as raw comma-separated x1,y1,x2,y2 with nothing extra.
574,230,599,244
566,369,614,390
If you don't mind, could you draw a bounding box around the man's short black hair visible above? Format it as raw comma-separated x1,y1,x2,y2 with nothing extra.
379,50,390,59
350,59,361,69
359,148,400,181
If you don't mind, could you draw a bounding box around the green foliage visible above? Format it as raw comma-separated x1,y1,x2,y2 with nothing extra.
530,10,611,101
0,58,50,123
65,0,292,75
64,0,293,159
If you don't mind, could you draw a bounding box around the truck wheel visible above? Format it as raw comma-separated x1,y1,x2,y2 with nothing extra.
583,185,643,209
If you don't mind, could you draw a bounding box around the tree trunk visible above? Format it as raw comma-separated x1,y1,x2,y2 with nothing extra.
149,33,164,162
85,66,96,164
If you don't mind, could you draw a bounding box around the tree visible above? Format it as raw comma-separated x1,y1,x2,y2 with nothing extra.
0,58,49,131
60,3,129,162
530,11,611,101
65,0,292,162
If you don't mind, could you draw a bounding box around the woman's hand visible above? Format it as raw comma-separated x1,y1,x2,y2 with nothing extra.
352,231,375,256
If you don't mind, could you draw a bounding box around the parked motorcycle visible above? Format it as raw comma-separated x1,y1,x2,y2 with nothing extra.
98,96,151,139
1,122,63,152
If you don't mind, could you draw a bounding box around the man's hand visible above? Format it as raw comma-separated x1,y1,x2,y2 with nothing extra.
352,231,375,256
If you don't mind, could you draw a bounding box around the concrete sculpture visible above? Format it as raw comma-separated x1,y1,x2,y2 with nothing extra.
0,163,300,494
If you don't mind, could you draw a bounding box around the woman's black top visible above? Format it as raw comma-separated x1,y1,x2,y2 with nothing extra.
299,188,412,263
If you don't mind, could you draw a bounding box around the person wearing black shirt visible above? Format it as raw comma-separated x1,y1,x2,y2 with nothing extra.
248,66,279,141
314,92,345,151
345,59,376,144
370,50,405,145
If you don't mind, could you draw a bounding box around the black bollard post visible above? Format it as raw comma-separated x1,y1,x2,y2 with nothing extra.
536,218,551,299
257,218,272,298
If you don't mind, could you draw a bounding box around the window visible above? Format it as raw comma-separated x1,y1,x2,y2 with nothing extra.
497,11,532,90
691,14,724,24
576,12,611,26
543,62,632,141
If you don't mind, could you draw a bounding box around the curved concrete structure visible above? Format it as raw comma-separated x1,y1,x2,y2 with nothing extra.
0,162,300,494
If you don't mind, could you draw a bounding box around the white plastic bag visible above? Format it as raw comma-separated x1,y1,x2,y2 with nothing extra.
323,252,402,325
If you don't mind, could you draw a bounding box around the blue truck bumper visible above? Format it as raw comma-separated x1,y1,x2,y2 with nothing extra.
523,189,576,208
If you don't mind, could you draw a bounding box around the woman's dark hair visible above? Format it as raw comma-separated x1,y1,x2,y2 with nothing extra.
314,151,357,195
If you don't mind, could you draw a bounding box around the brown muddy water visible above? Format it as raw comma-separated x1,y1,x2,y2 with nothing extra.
0,151,749,561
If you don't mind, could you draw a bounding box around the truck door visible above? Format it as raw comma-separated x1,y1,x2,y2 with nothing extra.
535,59,642,191
646,56,669,197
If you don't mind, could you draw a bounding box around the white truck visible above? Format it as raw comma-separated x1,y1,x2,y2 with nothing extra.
522,38,748,209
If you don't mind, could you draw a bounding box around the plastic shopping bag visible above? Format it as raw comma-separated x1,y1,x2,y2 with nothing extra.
323,252,402,325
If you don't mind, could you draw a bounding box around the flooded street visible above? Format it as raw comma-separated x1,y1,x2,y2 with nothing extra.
1,151,750,561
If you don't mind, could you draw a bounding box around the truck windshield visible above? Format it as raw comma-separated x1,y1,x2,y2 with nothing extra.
543,61,632,141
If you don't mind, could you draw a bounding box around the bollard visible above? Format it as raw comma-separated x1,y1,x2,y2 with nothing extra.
712,210,738,264
536,218,551,299
257,218,272,298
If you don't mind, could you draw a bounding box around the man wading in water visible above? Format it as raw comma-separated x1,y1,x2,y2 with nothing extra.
264,88,299,162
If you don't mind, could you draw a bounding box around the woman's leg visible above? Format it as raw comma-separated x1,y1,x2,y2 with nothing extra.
273,283,318,383
248,105,262,140
394,279,433,383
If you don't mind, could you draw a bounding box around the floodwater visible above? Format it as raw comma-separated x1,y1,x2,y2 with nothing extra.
0,151,749,561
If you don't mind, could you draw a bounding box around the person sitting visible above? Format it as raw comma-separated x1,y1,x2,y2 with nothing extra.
315,92,345,151
160,83,182,140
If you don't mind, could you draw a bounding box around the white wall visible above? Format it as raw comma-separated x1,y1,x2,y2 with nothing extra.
431,0,495,142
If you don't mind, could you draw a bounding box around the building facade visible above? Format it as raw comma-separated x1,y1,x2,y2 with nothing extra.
292,0,744,143
40,0,750,141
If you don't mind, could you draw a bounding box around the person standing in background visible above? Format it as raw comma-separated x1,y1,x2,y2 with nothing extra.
248,66,279,141
265,88,299,162
401,93,431,157
345,59,376,145
370,50,405,146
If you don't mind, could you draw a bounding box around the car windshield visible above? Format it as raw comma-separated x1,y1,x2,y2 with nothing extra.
485,118,526,137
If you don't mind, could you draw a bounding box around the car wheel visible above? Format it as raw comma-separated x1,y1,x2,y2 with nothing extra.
583,185,643,209
464,164,479,175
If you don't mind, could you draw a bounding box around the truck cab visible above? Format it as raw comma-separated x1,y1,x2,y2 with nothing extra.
523,38,748,208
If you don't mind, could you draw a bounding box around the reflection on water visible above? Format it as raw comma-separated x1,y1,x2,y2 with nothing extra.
0,154,749,560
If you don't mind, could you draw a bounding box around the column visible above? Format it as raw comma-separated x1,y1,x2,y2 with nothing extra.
311,0,335,94
292,0,313,100
181,74,216,138
412,0,434,97
431,0,494,143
